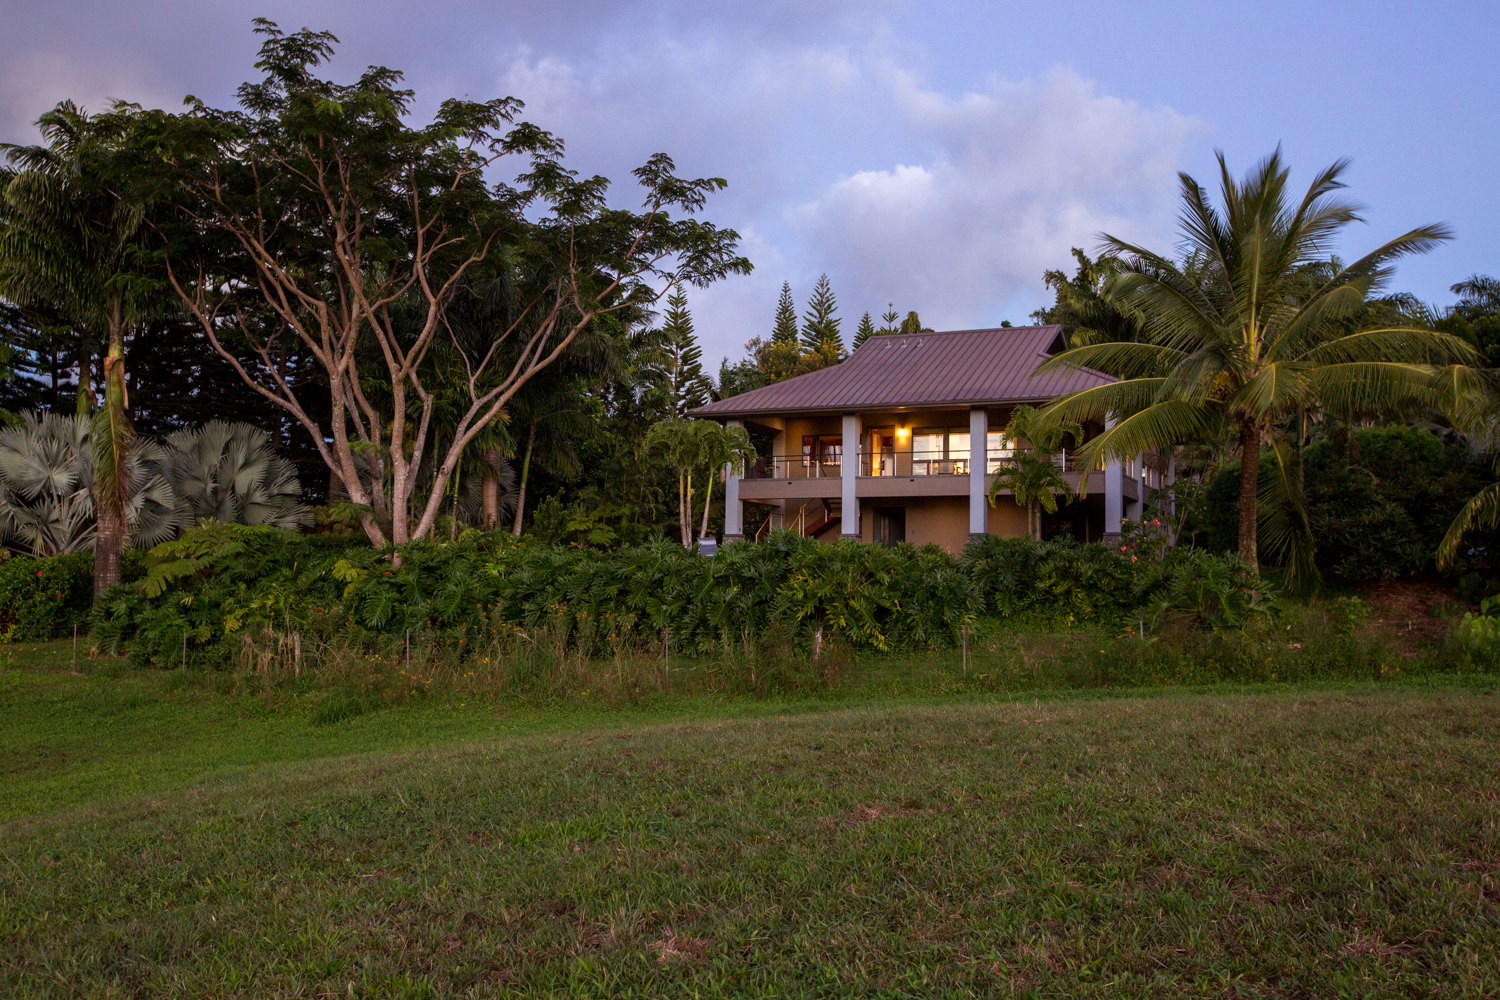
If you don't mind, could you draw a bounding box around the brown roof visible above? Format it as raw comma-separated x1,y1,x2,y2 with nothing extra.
690,325,1112,419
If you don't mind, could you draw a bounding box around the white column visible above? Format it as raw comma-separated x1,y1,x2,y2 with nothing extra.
841,412,860,538
968,406,987,537
724,419,744,541
1126,454,1144,521
1103,418,1123,538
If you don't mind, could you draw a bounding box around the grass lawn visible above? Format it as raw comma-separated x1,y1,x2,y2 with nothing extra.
2,650,1498,998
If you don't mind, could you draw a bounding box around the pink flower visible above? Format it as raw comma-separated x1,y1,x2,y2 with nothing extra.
1152,519,1160,527
36,570,43,577
1120,545,1127,552
1131,555,1138,562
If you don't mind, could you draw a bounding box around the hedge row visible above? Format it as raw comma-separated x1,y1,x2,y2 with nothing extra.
84,523,1252,668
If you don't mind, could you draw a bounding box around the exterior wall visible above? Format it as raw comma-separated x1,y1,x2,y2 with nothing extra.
905,498,971,551
985,499,1030,538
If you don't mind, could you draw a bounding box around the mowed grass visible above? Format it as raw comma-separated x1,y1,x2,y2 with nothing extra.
2,658,1499,998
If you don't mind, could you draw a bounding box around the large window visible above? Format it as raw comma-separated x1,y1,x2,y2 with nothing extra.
912,427,970,475
801,435,842,477
986,429,1014,473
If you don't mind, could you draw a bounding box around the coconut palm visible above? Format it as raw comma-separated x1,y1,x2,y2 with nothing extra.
987,405,1083,540
1037,149,1473,577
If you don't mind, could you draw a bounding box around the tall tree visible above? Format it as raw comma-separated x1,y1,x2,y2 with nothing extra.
852,311,876,349
643,287,711,417
1031,248,1144,349
879,303,899,335
800,273,843,357
898,311,931,334
152,20,749,551
0,101,161,600
771,281,799,344
1037,149,1471,577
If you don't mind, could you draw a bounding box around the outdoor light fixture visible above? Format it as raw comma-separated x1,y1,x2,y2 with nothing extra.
896,426,909,439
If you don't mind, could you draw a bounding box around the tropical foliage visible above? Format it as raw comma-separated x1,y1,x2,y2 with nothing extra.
1038,150,1473,584
0,413,306,557
91,524,1249,669
988,405,1082,540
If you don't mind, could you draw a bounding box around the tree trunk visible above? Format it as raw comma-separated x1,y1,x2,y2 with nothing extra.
680,472,693,548
1237,418,1261,574
511,426,535,537
482,446,501,531
92,326,130,605
699,464,715,542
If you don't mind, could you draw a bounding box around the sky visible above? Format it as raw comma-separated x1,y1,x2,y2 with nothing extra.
3,0,1497,368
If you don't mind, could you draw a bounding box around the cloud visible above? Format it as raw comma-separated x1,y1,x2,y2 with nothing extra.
787,67,1200,330
0,50,179,139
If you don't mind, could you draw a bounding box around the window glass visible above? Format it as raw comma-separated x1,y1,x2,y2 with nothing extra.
987,430,1013,473
912,428,943,475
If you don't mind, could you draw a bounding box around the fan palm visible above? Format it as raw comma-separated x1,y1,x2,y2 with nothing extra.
1037,149,1473,577
159,421,310,530
0,411,177,557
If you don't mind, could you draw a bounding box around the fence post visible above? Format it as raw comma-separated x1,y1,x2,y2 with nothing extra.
664,626,670,684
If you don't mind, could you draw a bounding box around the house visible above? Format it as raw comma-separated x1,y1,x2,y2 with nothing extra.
689,325,1170,552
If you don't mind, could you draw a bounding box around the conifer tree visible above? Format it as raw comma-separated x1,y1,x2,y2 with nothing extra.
879,303,899,335
771,281,799,344
647,287,712,417
800,273,843,357
899,311,931,334
853,311,876,349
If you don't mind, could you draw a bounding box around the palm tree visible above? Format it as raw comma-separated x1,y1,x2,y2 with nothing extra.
644,418,708,548
0,411,177,556
159,421,310,530
0,102,157,599
695,422,755,542
1036,149,1472,577
987,405,1081,540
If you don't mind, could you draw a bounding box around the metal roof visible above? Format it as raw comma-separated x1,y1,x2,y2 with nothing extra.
690,325,1112,419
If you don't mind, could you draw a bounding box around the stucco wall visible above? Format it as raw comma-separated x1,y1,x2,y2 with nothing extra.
986,500,1030,539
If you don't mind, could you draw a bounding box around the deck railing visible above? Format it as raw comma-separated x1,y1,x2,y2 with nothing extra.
746,449,1053,479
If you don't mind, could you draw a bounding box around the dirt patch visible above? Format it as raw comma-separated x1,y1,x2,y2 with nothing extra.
1357,578,1468,656
652,931,712,964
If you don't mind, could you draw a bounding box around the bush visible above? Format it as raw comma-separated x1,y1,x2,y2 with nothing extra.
0,552,95,640
91,524,1255,677
1185,424,1498,585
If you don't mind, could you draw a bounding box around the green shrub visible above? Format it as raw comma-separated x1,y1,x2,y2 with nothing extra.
0,552,94,640
91,523,1266,675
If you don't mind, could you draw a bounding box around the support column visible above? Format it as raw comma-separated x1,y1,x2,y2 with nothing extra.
1165,452,1177,544
968,406,988,538
841,412,860,539
1103,418,1124,541
1126,454,1144,522
723,418,744,542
